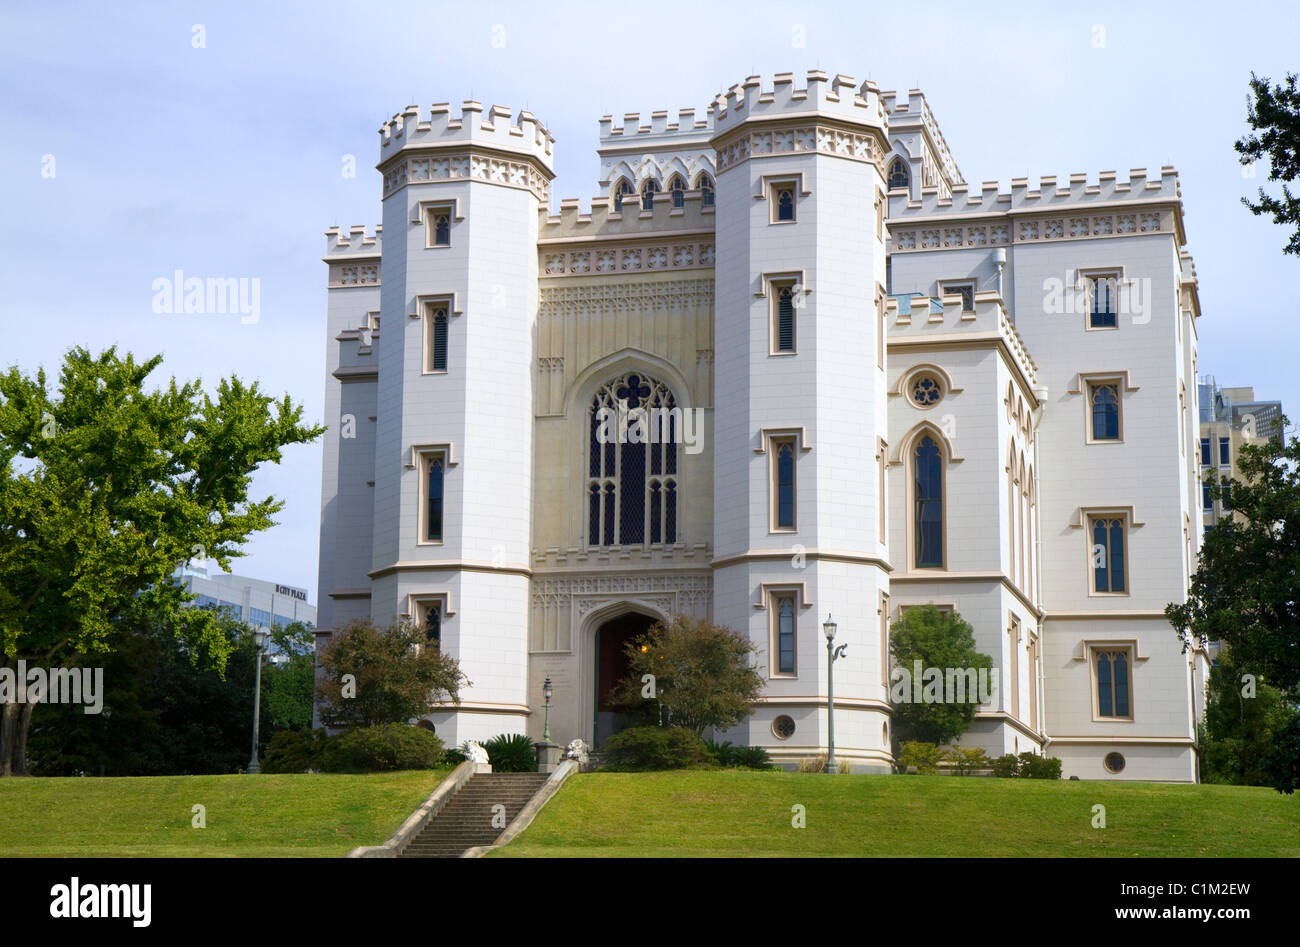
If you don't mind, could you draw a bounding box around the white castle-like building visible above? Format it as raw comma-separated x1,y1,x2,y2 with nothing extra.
316,71,1212,781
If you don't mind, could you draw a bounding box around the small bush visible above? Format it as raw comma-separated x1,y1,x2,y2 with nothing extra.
318,723,444,773
703,739,737,767
262,729,329,773
989,751,1062,779
990,754,1021,778
730,745,773,770
1018,752,1062,779
443,746,467,766
944,746,991,776
600,726,711,771
483,733,536,773
897,741,943,775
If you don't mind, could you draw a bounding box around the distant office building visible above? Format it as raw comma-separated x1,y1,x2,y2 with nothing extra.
1197,377,1284,529
173,561,316,630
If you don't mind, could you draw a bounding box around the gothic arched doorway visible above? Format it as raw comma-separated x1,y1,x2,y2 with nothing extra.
593,611,658,747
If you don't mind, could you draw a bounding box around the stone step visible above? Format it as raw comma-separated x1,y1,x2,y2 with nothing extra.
397,771,552,859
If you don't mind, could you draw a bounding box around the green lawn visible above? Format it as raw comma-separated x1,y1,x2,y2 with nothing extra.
489,771,1300,857
0,769,451,857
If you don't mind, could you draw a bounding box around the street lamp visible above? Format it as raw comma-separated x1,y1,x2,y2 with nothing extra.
542,677,554,744
823,613,847,774
247,628,268,774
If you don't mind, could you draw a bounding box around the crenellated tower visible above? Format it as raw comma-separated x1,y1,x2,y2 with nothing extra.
369,101,555,744
709,72,894,770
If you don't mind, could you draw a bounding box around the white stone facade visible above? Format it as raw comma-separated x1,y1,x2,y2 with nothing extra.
315,72,1210,780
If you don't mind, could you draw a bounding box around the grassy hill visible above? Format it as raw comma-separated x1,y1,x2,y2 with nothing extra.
0,769,450,857
489,770,1300,858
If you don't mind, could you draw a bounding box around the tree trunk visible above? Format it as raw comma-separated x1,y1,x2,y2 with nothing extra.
0,701,16,777
13,701,34,776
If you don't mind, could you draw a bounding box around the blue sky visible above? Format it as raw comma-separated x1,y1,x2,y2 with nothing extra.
1,1,1297,603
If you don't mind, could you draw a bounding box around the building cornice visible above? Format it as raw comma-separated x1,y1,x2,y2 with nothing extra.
367,559,532,580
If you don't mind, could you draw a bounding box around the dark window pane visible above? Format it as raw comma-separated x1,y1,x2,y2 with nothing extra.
589,484,601,545
1092,520,1106,592
427,458,443,541
603,483,615,546
1109,520,1125,592
665,480,677,543
1219,437,1230,465
777,443,795,528
434,214,450,245
777,288,795,351
777,188,794,221
650,481,662,544
914,437,943,567
432,312,448,371
1114,653,1129,716
1199,438,1211,466
778,597,795,673
1098,653,1113,716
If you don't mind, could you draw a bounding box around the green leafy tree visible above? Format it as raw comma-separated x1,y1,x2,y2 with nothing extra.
27,608,271,776
0,346,324,775
888,604,994,746
262,621,316,733
1167,426,1300,692
608,614,764,737
1235,72,1300,255
1198,647,1296,786
315,618,469,728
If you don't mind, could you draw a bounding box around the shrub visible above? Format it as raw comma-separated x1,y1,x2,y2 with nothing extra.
944,746,991,776
703,739,737,767
483,733,536,773
897,741,943,775
443,746,467,766
318,723,444,773
989,752,1062,779
608,615,764,736
1018,752,1062,779
600,726,711,771
262,728,329,773
730,745,773,770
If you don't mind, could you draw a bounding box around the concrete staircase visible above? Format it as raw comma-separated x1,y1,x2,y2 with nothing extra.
399,772,550,858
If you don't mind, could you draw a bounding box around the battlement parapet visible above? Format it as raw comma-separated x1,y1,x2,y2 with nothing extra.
881,88,962,186
378,101,554,173
539,191,715,238
599,107,714,146
889,168,1187,252
709,70,886,142
887,291,1038,385
324,225,383,258
893,166,1180,218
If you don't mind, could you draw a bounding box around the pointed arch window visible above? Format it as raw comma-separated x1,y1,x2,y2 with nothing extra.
695,173,714,207
1095,648,1131,718
613,178,634,213
1090,516,1127,593
587,372,680,547
667,174,686,208
641,178,660,211
776,595,796,674
913,435,944,568
1089,382,1120,440
888,157,910,190
433,213,450,246
424,454,444,542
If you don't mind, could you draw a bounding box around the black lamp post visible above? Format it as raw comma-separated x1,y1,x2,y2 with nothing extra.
247,628,268,774
823,613,846,774
542,677,553,744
